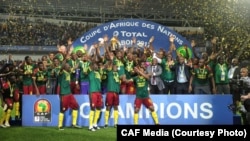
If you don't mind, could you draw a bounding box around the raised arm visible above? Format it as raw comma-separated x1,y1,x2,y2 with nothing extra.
134,66,150,80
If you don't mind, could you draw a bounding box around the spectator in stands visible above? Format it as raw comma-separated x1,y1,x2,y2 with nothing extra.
0,17,95,46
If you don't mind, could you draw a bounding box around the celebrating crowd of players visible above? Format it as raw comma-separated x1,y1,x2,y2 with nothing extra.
1,34,250,130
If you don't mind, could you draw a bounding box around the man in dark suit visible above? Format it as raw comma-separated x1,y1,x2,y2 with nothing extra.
228,58,241,113
170,56,192,94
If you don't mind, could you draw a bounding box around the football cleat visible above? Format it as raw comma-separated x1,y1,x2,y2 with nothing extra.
93,125,100,130
104,124,108,128
58,127,64,130
72,125,82,129
89,127,96,132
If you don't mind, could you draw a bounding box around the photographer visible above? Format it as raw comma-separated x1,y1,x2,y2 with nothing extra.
239,67,250,124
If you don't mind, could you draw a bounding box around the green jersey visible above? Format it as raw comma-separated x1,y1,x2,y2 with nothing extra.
160,58,175,81
113,58,125,76
67,59,77,82
89,70,101,93
34,69,48,86
46,59,53,79
191,66,213,86
214,63,229,84
79,61,91,82
133,76,149,98
107,70,120,93
51,66,61,78
100,68,108,87
207,60,216,72
23,64,34,85
58,70,71,95
124,59,135,79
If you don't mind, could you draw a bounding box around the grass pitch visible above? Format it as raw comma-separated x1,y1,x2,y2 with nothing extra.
0,101,116,141
0,126,116,141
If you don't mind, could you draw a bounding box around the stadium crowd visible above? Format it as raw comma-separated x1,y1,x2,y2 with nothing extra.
0,17,204,46
0,17,250,130
0,17,97,46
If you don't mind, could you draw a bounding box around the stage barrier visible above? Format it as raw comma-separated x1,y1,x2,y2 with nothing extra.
22,95,233,126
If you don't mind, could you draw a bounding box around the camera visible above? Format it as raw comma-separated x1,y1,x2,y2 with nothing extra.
229,79,249,95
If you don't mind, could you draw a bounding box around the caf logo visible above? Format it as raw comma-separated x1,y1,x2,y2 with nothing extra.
34,99,52,122
34,99,51,113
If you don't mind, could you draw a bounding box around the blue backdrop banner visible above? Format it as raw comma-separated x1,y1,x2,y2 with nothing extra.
72,19,192,56
22,95,233,127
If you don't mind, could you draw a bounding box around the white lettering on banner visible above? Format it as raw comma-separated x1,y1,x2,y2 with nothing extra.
80,28,102,44
166,102,213,119
160,103,165,118
167,103,182,119
120,40,148,47
200,103,213,119
112,31,119,36
78,21,185,47
79,102,91,118
157,25,183,45
120,31,148,38
125,103,134,118
142,23,155,30
109,22,140,29
79,102,213,119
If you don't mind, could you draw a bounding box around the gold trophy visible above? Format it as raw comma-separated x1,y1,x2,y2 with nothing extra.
110,36,119,51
